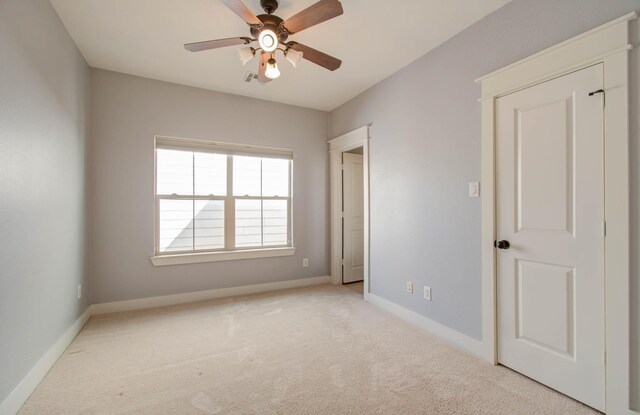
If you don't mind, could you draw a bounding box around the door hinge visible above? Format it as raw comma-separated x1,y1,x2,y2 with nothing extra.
341,163,344,170
340,259,345,266
340,211,344,218
603,221,607,237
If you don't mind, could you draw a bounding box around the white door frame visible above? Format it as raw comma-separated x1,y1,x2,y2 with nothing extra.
476,12,636,414
328,126,371,299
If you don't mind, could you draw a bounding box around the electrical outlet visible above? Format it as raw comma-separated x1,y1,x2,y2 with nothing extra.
407,281,413,294
424,286,432,301
302,258,309,267
77,284,82,300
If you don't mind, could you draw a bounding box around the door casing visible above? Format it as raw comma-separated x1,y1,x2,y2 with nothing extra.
476,12,636,414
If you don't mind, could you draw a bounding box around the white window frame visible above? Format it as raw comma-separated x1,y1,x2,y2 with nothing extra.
150,136,295,266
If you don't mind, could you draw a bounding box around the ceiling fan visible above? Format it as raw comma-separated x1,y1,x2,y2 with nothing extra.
184,0,343,82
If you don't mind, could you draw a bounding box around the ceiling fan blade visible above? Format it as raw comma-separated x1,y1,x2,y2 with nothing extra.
220,0,263,26
289,42,341,71
282,0,343,34
258,52,273,83
184,37,251,52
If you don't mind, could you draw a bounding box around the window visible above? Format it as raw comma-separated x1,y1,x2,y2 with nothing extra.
154,137,292,262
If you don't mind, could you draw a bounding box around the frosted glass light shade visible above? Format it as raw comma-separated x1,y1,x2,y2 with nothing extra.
285,48,303,68
265,58,280,79
237,47,254,65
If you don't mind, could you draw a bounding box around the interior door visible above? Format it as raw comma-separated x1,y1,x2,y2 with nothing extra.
343,152,364,283
495,64,605,410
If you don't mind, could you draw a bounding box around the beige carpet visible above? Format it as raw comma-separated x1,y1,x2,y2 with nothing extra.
20,284,599,414
344,281,364,294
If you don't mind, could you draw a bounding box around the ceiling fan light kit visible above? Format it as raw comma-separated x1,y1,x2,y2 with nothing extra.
185,0,344,83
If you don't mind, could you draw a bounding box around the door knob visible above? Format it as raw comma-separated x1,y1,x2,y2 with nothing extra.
494,240,510,250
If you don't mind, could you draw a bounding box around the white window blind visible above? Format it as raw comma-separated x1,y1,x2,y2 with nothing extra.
155,137,293,255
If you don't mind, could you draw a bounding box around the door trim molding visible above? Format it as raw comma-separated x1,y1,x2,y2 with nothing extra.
328,126,371,299
476,12,637,414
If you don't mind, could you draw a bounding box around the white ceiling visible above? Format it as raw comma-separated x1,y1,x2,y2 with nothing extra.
50,0,510,111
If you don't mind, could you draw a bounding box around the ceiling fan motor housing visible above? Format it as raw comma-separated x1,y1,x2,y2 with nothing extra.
251,14,289,44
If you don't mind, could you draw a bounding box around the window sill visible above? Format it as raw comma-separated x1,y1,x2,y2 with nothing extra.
150,247,296,267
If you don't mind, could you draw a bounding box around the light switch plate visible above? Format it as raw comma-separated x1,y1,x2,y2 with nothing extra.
424,286,432,301
468,182,480,198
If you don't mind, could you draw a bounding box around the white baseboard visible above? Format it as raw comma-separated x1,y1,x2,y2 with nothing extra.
366,294,485,359
90,276,331,315
0,307,92,415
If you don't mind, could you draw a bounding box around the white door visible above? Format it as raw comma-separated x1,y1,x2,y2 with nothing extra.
343,153,364,283
495,64,605,410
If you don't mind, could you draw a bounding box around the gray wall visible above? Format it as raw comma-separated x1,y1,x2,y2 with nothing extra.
90,69,329,304
0,0,91,405
328,0,640,408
